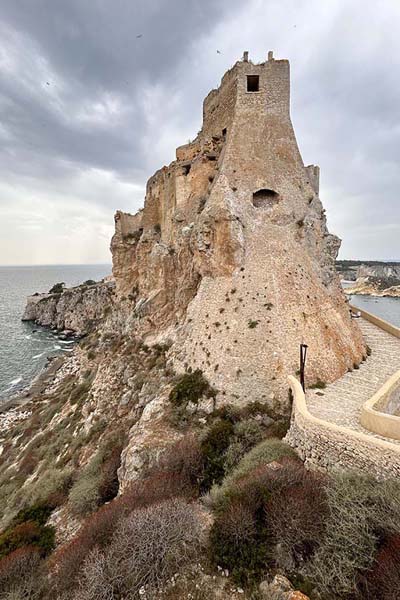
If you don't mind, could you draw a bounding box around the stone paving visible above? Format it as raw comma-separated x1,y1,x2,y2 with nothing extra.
307,318,400,445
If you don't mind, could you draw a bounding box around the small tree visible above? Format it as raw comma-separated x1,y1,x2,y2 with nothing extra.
49,282,65,294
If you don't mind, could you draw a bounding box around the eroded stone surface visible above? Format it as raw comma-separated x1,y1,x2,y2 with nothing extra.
110,53,364,412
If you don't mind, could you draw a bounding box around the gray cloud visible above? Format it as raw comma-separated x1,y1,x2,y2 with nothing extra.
0,0,399,264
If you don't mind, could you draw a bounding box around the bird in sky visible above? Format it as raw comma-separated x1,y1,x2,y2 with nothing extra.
217,50,221,54
136,34,143,38
46,82,50,85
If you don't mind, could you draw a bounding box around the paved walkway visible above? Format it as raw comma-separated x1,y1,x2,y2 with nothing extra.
307,318,400,445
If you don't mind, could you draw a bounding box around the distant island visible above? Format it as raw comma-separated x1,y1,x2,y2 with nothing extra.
337,260,400,296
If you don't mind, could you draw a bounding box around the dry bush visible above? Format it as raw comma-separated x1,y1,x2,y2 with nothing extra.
75,498,204,599
308,472,400,599
360,534,400,600
68,439,123,516
210,439,298,509
266,463,328,570
51,469,196,595
151,434,205,497
0,545,45,599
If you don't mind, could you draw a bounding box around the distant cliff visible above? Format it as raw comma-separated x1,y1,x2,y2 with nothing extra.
336,261,400,296
22,279,115,335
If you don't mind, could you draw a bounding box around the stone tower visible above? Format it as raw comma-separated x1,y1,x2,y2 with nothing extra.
111,52,365,412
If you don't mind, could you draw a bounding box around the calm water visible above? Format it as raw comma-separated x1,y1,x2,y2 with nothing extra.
348,294,400,328
0,264,110,401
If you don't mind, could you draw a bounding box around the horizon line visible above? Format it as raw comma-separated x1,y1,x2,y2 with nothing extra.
0,262,112,268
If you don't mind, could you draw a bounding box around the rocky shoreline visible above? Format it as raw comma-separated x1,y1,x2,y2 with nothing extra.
344,280,400,297
22,278,114,335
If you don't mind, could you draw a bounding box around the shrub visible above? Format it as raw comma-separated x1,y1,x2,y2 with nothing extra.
308,473,400,599
223,419,264,473
14,503,54,527
248,319,259,329
169,369,216,408
209,464,278,585
208,458,328,588
152,434,205,497
69,437,123,515
309,379,326,389
83,280,96,286
0,546,45,598
360,534,400,600
210,500,267,586
69,473,101,516
25,467,73,508
266,463,328,571
52,469,191,594
0,519,55,559
223,438,297,485
75,499,203,598
200,419,235,491
49,282,65,294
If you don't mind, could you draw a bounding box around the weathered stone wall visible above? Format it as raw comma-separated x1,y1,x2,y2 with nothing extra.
285,376,400,479
110,51,365,411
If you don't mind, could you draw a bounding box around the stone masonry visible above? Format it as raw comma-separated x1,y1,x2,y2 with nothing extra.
110,51,365,412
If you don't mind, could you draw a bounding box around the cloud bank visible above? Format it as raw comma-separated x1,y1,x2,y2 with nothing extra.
0,0,399,264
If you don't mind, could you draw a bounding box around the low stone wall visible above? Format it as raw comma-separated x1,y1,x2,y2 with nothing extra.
360,370,400,440
350,304,400,339
285,375,400,479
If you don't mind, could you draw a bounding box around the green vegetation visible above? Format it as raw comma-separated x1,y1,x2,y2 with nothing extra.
0,502,56,559
69,434,123,515
49,282,65,294
248,319,259,329
169,369,216,408
309,379,327,389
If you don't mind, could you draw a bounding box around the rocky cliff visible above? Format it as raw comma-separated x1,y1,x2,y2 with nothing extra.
337,260,400,296
110,52,364,413
0,51,375,600
22,279,115,336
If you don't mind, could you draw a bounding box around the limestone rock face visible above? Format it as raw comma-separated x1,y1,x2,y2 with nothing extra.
110,53,365,411
259,575,310,600
22,280,114,335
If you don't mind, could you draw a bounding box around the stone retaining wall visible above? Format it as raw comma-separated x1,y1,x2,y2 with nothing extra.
361,370,400,440
350,304,400,339
285,375,400,479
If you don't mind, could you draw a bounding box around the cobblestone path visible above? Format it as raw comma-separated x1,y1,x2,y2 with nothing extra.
307,318,400,444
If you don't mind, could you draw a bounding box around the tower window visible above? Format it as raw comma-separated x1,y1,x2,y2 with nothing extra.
247,75,259,92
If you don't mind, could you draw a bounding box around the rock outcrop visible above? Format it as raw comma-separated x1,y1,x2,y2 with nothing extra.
259,575,310,600
337,260,400,296
110,51,365,413
345,276,400,297
22,279,114,336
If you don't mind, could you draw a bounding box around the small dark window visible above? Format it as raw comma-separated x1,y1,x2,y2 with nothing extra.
247,75,259,92
252,189,279,208
222,127,227,137
182,164,191,175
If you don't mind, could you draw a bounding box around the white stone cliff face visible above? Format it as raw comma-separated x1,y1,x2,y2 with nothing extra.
110,54,365,415
13,53,367,497
22,280,115,336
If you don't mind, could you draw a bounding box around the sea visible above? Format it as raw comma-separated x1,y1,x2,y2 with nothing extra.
0,264,111,402
0,266,399,404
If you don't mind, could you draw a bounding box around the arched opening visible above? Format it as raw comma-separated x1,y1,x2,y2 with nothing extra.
252,188,279,208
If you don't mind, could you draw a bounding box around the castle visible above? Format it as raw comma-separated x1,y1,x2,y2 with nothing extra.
111,51,365,411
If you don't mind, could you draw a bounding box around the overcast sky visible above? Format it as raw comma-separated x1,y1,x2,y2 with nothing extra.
0,0,399,265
